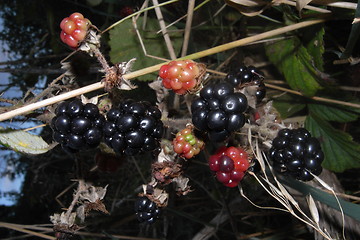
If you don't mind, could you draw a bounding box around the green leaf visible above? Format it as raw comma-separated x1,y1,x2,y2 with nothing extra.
305,115,360,172
0,128,51,155
272,93,306,119
265,37,322,97
308,102,360,122
109,17,183,81
341,1,360,59
305,27,324,71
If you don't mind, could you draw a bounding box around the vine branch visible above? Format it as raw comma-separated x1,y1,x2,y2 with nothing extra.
0,19,326,122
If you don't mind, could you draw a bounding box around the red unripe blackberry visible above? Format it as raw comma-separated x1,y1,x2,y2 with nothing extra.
60,12,90,48
208,146,249,187
172,125,205,159
159,60,204,94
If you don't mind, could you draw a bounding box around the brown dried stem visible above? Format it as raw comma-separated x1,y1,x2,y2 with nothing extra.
0,19,326,122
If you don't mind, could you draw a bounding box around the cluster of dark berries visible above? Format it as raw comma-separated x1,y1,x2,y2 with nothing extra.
191,82,247,142
269,128,324,181
225,65,266,103
103,100,164,156
51,99,104,153
209,146,249,187
134,196,161,224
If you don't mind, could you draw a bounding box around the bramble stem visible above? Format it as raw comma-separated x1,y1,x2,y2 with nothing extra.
0,19,325,122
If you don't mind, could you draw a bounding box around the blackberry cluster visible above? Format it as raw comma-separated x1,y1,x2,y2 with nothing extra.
191,82,247,142
103,100,164,156
134,196,161,224
269,128,324,181
225,65,266,103
51,99,104,153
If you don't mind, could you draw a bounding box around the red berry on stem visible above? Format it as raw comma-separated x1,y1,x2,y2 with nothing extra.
159,60,204,94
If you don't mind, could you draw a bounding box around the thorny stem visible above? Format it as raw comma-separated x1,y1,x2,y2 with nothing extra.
65,179,85,220
93,47,111,73
0,19,326,122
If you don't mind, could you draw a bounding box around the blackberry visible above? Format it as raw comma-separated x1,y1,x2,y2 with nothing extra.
51,100,104,152
269,128,324,181
225,65,264,87
225,65,266,103
191,82,247,142
134,196,161,224
103,100,163,156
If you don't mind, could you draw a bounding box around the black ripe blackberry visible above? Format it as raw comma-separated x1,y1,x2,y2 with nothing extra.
269,128,324,181
51,99,104,153
191,82,247,142
134,196,161,224
103,100,163,156
225,65,266,103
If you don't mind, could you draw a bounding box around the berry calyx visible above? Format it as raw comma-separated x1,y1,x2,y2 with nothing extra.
159,60,205,94
60,12,91,48
208,146,249,187
172,125,205,159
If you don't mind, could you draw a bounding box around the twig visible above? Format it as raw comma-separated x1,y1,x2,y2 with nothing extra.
65,180,85,219
0,222,55,240
265,83,360,109
101,0,179,34
181,0,195,57
152,0,177,60
0,19,326,122
0,223,159,240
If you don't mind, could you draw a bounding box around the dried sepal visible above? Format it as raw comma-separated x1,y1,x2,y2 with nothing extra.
102,58,137,91
79,182,108,202
78,29,101,54
172,175,193,196
187,63,207,95
80,94,99,105
60,62,76,84
149,79,169,118
152,160,182,185
50,212,79,240
141,185,169,208
50,212,77,226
